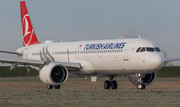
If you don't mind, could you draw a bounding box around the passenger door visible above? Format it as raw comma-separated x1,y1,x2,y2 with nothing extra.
123,42,133,61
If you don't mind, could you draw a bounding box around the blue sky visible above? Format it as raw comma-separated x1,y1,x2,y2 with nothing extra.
0,0,180,65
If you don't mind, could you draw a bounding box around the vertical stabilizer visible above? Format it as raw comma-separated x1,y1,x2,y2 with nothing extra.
20,1,40,46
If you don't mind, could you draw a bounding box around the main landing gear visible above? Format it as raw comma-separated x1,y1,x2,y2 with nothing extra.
46,85,61,89
104,75,117,89
136,73,145,90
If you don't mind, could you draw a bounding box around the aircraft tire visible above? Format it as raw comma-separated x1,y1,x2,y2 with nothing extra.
47,85,53,89
137,83,145,90
54,85,61,89
111,80,117,89
104,80,110,89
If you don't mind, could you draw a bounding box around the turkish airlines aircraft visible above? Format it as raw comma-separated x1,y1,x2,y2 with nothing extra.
0,1,179,90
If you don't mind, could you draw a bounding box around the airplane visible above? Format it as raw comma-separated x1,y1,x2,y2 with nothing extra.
0,1,179,90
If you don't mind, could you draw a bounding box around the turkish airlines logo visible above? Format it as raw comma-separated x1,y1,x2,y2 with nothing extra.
22,14,33,46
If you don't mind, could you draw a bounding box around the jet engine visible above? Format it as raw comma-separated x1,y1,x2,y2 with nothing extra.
128,72,156,86
39,62,69,85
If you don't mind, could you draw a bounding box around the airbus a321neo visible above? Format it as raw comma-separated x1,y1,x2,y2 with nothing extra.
0,1,179,90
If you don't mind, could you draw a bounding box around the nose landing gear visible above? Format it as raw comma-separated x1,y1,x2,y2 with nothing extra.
104,75,117,89
136,73,146,89
137,83,145,89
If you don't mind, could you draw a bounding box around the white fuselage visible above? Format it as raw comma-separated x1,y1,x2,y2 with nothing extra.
16,38,164,75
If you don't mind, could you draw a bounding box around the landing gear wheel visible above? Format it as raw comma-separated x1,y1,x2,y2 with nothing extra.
104,80,110,89
137,83,145,90
54,85,61,89
104,75,118,90
47,85,53,89
111,80,117,89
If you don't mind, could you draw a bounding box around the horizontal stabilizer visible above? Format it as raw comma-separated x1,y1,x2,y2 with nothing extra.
164,57,180,62
0,50,23,55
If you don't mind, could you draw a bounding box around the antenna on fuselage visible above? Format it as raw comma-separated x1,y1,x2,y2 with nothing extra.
138,34,141,39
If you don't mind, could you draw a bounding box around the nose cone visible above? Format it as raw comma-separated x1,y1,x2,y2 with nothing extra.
150,53,164,70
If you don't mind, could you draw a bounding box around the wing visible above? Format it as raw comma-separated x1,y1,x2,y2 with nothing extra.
164,57,180,62
0,58,81,71
0,50,81,71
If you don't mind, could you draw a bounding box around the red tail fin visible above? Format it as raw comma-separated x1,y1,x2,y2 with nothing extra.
20,1,40,46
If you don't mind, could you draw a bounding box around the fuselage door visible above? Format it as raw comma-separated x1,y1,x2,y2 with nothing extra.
23,46,31,59
123,42,133,61
74,44,83,59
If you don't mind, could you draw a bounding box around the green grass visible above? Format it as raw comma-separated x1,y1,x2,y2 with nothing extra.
157,66,180,78
0,77,180,107
0,67,38,77
0,89,180,107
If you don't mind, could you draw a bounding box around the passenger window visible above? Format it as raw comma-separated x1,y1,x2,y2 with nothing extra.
136,47,141,52
155,47,161,52
146,47,155,52
140,47,145,52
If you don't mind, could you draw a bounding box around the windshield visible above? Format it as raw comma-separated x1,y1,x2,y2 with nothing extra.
136,47,161,52
155,47,161,52
146,47,155,52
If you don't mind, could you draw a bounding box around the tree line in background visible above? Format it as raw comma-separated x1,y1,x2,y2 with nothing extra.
0,66,179,78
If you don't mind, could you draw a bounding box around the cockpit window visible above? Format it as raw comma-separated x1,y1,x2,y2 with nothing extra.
136,47,161,53
146,47,155,52
140,47,145,52
136,47,141,52
155,47,161,52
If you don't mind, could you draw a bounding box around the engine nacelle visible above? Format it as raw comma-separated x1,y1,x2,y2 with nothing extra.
39,62,69,85
128,72,156,86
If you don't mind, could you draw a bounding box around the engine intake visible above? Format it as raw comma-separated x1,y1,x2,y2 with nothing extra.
39,62,69,85
51,66,67,83
142,72,155,84
128,72,156,86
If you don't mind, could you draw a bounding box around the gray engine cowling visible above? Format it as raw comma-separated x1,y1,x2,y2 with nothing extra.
39,62,69,85
128,72,156,86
